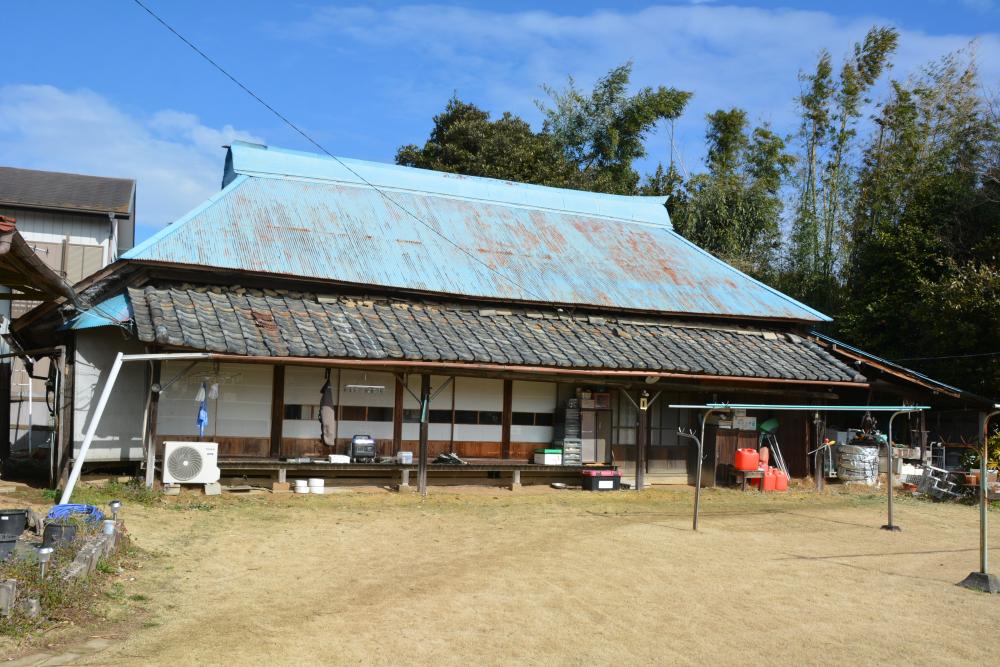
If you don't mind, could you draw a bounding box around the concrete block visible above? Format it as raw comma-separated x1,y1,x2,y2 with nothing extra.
163,484,181,496
0,579,17,617
203,482,222,496
17,598,40,618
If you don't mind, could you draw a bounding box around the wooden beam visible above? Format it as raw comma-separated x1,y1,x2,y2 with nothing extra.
392,374,404,455
270,365,285,459
501,379,512,459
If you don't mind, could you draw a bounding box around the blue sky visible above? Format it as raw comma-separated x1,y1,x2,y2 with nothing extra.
2,1,998,243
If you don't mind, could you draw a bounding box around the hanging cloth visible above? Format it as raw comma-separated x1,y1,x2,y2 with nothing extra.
319,370,336,447
196,381,209,438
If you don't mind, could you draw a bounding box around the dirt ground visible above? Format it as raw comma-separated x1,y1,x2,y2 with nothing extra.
6,484,1000,665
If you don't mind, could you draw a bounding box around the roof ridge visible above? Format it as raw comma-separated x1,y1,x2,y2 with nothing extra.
226,141,672,229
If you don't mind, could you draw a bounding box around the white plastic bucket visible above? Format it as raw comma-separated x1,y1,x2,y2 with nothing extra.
307,478,324,487
102,520,116,536
397,451,413,464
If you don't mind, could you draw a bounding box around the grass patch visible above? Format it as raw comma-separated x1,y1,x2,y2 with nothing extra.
44,478,163,508
0,529,148,647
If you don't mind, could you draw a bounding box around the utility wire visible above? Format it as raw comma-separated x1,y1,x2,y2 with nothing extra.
894,351,1000,362
130,0,546,303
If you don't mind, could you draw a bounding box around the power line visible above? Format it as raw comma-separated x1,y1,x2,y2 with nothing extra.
894,351,1000,362
129,0,546,303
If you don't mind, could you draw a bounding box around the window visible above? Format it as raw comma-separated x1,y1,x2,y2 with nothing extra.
430,410,452,424
284,404,304,420
340,405,366,421
534,412,554,427
512,412,534,426
479,411,502,425
454,410,478,424
367,407,394,422
513,412,554,426
403,409,421,423
284,404,323,420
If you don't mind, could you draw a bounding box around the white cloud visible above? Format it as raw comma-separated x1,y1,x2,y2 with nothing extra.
273,4,1000,174
0,85,262,232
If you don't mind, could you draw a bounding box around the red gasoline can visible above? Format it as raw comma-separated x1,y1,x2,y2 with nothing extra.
774,469,789,492
759,446,770,468
762,467,777,492
734,448,759,472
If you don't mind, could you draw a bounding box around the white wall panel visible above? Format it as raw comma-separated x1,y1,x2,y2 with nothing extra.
73,329,146,461
157,362,271,438
454,377,502,411
512,381,556,412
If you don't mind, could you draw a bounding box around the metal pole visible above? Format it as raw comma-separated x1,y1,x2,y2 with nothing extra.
813,412,825,493
59,351,124,505
959,409,1000,593
417,373,430,497
693,409,718,531
980,411,998,573
881,410,905,532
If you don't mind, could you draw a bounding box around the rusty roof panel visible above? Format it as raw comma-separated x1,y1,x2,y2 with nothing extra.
124,143,828,322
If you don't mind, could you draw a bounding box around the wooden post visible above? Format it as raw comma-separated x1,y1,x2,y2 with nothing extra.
418,373,430,496
636,391,648,491
270,365,285,459
57,341,75,490
392,375,404,455
143,360,161,488
501,379,512,459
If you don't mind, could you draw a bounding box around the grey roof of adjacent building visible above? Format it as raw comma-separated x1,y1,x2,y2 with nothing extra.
126,284,864,383
0,166,135,216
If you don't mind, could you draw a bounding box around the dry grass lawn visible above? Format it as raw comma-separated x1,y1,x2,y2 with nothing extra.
6,485,1000,665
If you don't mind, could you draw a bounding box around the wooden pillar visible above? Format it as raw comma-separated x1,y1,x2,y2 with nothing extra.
636,392,648,491
501,379,512,460
269,365,285,459
0,355,9,468
57,341,75,489
143,360,161,488
449,376,456,453
418,373,430,496
392,375,404,455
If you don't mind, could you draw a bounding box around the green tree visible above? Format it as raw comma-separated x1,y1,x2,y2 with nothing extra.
674,109,794,277
840,48,1000,396
396,97,579,187
539,62,692,194
787,27,899,311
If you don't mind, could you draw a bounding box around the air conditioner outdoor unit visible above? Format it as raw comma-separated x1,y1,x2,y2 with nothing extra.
163,442,221,485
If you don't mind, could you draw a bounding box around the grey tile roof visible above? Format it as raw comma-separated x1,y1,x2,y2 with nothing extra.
127,285,865,383
0,166,134,215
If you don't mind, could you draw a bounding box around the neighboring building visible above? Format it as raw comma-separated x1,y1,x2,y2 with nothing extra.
11,142,992,487
0,167,135,469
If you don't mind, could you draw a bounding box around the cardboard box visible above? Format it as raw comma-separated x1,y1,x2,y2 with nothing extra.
734,416,757,431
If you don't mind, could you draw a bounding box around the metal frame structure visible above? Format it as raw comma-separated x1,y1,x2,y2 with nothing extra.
668,403,928,532
958,406,1000,594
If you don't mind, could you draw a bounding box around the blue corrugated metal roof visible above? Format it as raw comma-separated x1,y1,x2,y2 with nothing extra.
124,142,829,322
61,293,131,330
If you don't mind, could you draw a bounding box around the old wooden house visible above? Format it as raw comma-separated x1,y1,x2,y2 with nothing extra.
11,142,991,488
